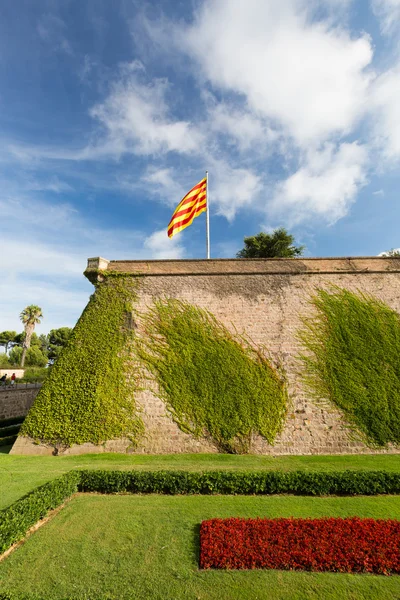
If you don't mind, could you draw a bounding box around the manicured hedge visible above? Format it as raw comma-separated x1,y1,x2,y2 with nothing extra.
78,469,400,496
200,516,400,574
0,424,21,436
0,471,80,554
0,416,25,428
0,434,18,447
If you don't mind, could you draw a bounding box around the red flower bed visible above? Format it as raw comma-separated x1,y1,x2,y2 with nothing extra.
200,517,400,574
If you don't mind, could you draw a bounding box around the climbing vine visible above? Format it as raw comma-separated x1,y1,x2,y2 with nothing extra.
298,286,400,447
138,299,288,453
21,277,144,449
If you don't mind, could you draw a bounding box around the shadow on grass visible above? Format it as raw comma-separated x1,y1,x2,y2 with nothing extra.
191,523,201,568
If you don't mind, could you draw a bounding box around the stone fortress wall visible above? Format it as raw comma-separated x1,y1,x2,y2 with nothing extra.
12,256,400,456
0,387,40,421
88,256,400,456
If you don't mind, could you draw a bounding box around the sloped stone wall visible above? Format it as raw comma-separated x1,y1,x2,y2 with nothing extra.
13,256,400,455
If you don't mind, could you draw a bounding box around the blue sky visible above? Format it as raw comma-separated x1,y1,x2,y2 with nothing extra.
1,0,400,334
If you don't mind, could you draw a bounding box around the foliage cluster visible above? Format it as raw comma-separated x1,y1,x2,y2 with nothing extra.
21,278,144,449
18,367,49,384
236,228,304,258
0,331,17,354
299,287,400,447
1,329,72,369
380,249,400,257
78,469,400,496
138,299,287,453
0,417,24,447
200,516,400,573
47,327,72,363
8,347,47,368
0,471,80,554
0,353,11,368
0,365,48,383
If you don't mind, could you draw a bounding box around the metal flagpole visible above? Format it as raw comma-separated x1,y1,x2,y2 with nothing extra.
206,170,210,259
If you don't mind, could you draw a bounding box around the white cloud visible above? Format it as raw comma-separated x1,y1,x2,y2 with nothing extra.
2,62,204,163
371,0,400,35
144,229,185,259
3,1,396,233
26,177,74,194
212,162,263,221
140,167,187,208
0,196,78,232
269,142,368,225
79,55,97,83
37,14,73,55
89,62,204,157
180,0,373,144
207,100,278,151
370,65,400,161
0,239,83,277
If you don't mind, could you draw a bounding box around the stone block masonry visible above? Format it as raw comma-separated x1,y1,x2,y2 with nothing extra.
12,256,400,456
0,387,41,422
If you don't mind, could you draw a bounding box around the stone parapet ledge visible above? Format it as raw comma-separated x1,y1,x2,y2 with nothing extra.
84,257,111,284
84,256,400,282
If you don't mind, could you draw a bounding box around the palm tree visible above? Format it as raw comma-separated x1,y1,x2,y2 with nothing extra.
20,305,43,367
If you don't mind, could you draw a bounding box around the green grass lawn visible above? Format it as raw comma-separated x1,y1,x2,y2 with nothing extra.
1,494,400,600
1,452,399,509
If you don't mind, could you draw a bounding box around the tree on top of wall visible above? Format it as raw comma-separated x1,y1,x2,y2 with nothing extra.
236,228,305,258
380,248,400,257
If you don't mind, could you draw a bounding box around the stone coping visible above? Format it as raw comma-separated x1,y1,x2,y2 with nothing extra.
85,256,400,282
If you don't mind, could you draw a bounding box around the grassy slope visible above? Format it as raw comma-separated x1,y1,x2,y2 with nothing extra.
1,494,400,600
1,453,400,509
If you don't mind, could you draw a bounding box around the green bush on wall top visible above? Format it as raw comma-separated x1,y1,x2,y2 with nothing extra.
299,286,400,447
21,278,144,449
139,299,287,453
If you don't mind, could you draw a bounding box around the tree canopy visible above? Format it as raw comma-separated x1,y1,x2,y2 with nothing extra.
236,228,304,259
19,305,43,367
48,327,72,362
380,249,400,257
1,325,72,368
20,305,43,327
0,331,17,353
9,345,48,367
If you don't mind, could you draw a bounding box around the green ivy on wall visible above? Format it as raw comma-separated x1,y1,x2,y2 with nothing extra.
138,299,288,453
21,277,144,450
298,286,400,447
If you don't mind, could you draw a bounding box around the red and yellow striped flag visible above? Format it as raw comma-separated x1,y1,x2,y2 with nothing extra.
168,177,207,238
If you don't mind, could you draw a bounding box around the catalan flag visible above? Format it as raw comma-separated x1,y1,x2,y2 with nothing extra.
168,177,207,238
